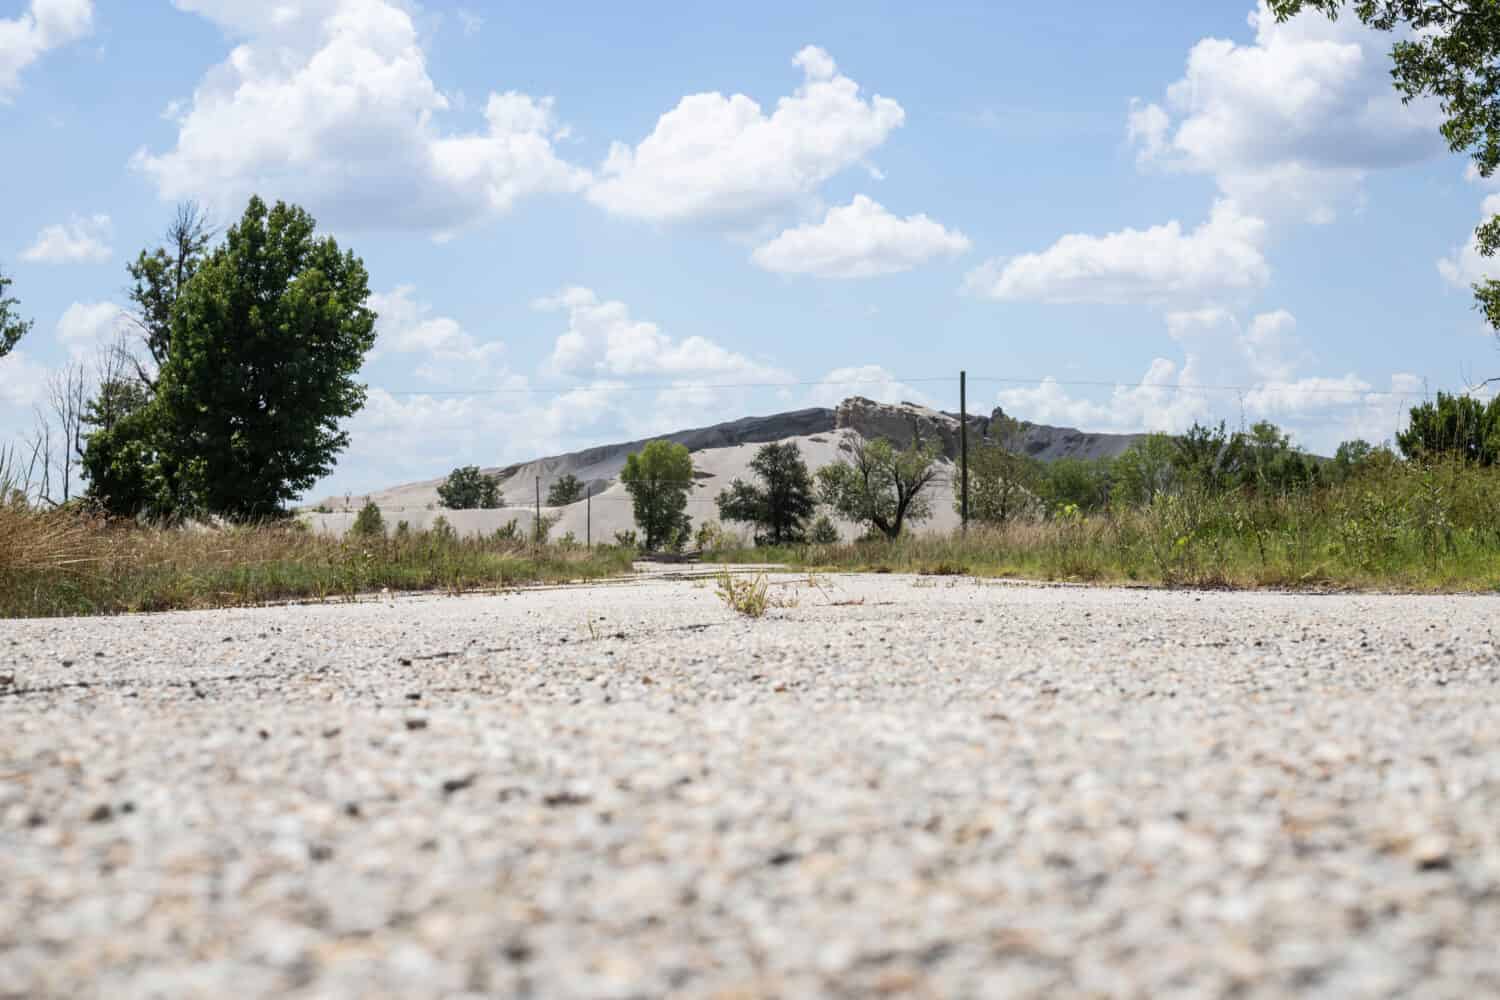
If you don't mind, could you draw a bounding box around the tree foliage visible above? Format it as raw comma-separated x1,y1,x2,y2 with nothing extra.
621,440,695,551
959,440,1039,525
816,433,940,540
351,500,385,537
126,202,214,388
1111,435,1179,508
1398,391,1500,464
547,473,584,507
1037,457,1114,514
716,441,817,544
151,196,376,519
0,266,32,360
438,466,502,509
1270,1,1500,339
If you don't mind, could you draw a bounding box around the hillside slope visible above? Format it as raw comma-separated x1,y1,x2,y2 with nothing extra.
306,398,1148,540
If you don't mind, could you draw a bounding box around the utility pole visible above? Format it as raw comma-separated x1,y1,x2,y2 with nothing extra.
535,476,541,546
960,370,969,534
586,486,591,549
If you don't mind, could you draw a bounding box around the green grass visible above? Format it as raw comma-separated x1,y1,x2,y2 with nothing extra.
0,511,637,618
711,462,1500,593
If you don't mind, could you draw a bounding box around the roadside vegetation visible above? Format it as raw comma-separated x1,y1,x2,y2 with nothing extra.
0,502,635,618
709,400,1500,592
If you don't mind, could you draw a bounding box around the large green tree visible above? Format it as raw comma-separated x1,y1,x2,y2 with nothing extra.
621,440,694,551
1270,1,1500,355
438,466,501,509
716,441,817,545
817,433,940,540
152,196,376,519
0,266,32,360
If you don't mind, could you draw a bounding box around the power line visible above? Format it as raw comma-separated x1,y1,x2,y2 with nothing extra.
378,375,958,397
368,371,1477,400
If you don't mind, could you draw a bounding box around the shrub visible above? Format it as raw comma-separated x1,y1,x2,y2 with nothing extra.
809,515,840,544
547,474,585,507
351,500,385,538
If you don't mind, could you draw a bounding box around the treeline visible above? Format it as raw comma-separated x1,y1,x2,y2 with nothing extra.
967,398,1500,524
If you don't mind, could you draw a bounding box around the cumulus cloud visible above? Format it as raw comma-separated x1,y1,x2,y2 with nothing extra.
537,286,784,380
587,46,904,225
1438,192,1500,290
1129,2,1441,222
136,0,588,235
992,305,1423,453
996,357,1213,435
1239,308,1300,382
54,301,130,360
964,200,1268,306
804,365,935,409
21,214,112,264
0,0,92,100
752,195,970,278
367,285,506,381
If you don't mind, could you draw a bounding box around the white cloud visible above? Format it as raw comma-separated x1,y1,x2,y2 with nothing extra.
136,0,588,236
804,365,934,409
21,214,112,264
0,348,49,409
54,301,130,360
456,9,483,37
1130,2,1441,222
964,199,1268,305
1165,306,1237,341
1240,308,1299,381
752,195,970,278
0,0,93,101
1438,192,1500,289
996,357,1213,434
536,286,784,380
367,285,505,381
587,46,904,224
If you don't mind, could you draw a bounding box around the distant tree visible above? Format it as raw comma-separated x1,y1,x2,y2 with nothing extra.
0,265,32,360
126,203,215,389
716,441,817,545
1329,439,1378,483
1110,435,1178,509
547,473,584,507
621,440,694,551
1269,1,1500,358
1397,392,1500,465
1172,422,1240,494
351,500,385,538
816,433,940,540
809,514,840,544
1237,421,1316,493
152,196,376,520
1038,456,1114,514
959,440,1038,526
438,465,502,509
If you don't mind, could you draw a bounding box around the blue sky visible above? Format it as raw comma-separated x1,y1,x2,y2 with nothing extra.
2,0,1497,500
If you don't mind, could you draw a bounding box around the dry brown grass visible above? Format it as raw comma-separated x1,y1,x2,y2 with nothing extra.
0,509,636,618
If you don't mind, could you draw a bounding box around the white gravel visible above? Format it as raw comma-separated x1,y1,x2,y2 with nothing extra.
3,572,1500,998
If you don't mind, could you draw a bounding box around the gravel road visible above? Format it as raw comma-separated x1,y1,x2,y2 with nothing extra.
4,572,1500,998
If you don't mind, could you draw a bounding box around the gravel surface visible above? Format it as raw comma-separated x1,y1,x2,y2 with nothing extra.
3,572,1500,998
